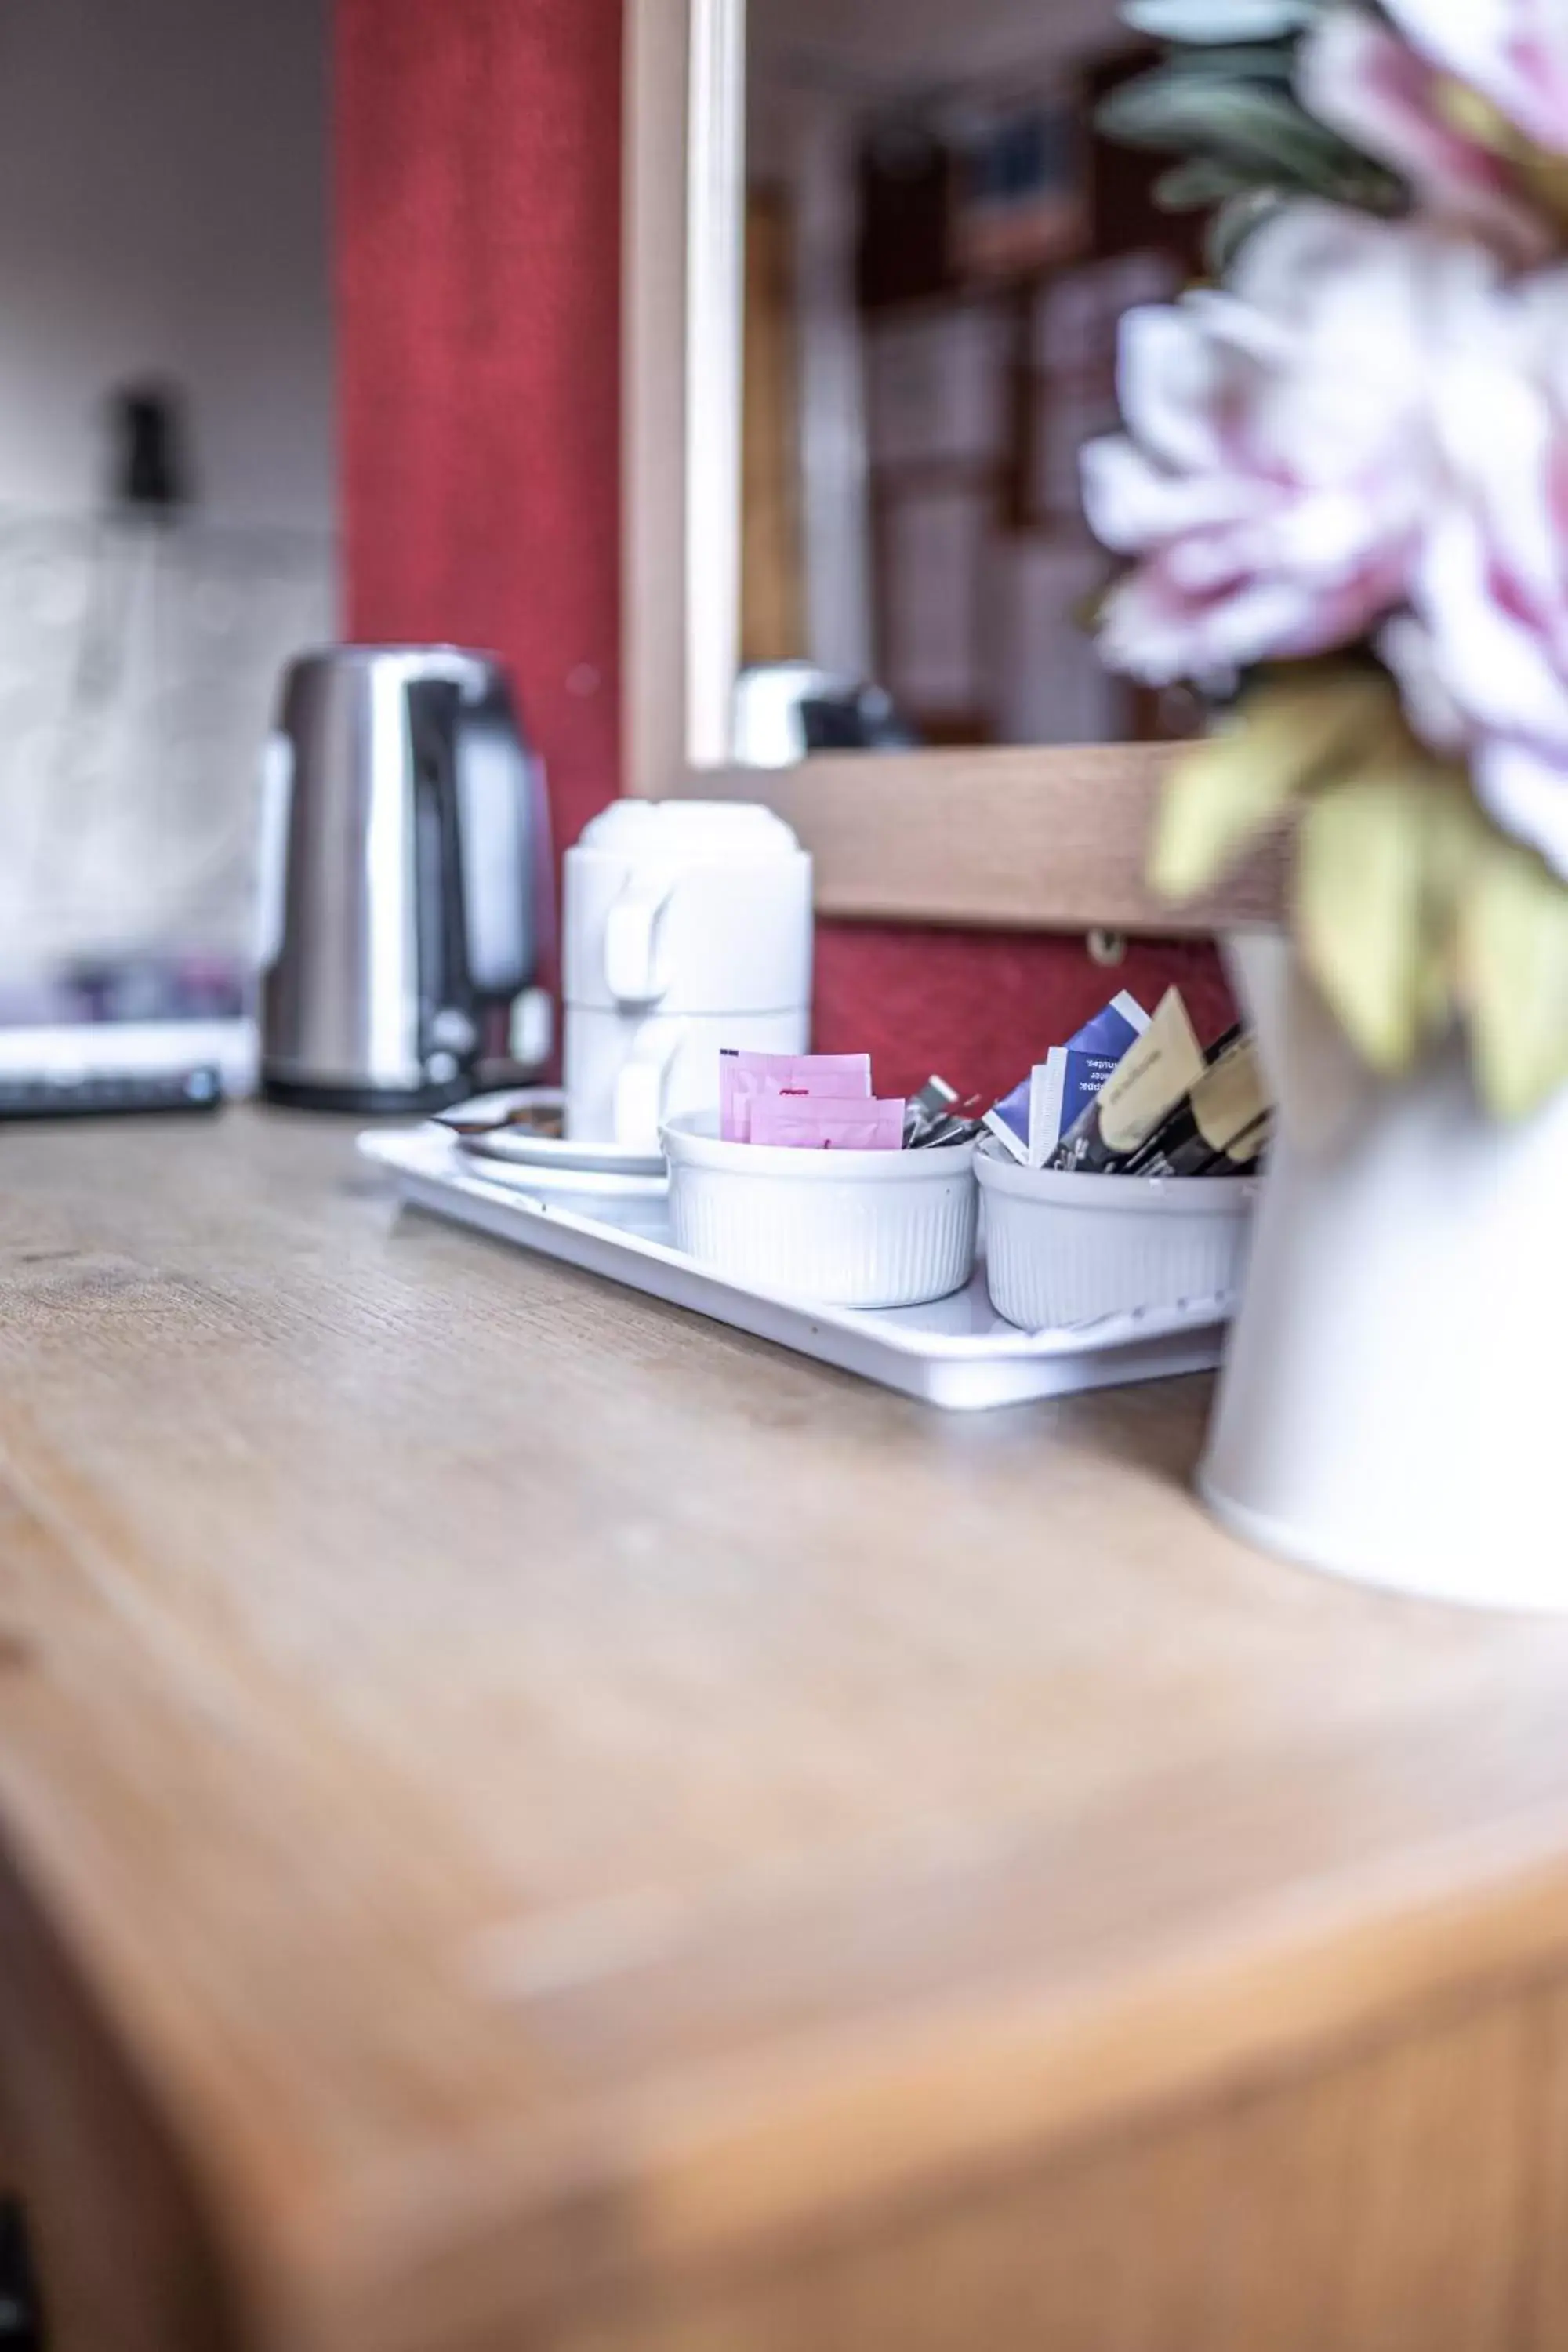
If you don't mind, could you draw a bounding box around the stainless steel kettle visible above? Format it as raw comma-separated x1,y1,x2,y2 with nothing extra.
258,647,550,1112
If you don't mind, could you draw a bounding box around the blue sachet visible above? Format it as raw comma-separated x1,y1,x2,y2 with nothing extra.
1029,990,1150,1162
983,991,1149,1166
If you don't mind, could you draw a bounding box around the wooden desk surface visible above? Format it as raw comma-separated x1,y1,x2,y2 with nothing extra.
2,1110,1568,2352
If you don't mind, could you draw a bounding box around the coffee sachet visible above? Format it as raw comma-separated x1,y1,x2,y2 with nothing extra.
1125,1035,1270,1179
1047,989,1206,1174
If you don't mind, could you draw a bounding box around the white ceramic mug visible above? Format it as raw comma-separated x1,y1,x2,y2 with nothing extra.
563,801,812,1145
564,1007,809,1152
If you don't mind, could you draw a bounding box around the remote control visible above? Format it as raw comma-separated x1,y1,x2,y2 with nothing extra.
0,1066,224,1120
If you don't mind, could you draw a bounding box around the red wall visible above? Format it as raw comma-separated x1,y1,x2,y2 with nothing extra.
816,928,1232,1104
337,0,622,868
335,0,1229,1095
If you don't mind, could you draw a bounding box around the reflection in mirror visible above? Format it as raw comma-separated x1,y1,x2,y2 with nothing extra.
738,0,1198,765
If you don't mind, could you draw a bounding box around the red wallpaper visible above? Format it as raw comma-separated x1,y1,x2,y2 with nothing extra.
334,2,1230,1078
336,0,622,868
815,926,1235,1102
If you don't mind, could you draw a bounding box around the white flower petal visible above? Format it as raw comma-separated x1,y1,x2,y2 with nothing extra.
1085,204,1510,694
1416,511,1568,746
1301,7,1552,261
1434,350,1562,608
1115,305,1236,475
1475,738,1568,877
1382,0,1568,159
1097,564,1318,684
1380,614,1472,751
1096,569,1210,686
1269,488,1412,583
1181,289,1294,368
1191,578,1330,669
1229,202,1400,325
1080,437,1261,552
1163,527,1266,592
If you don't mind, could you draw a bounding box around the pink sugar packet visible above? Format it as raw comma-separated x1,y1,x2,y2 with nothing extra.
749,1094,906,1151
720,1050,872,1142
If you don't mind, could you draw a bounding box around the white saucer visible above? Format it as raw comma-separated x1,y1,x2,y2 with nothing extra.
457,1154,670,1203
438,1088,668,1187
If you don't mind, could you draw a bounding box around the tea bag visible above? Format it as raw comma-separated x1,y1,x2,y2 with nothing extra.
1125,1035,1270,1178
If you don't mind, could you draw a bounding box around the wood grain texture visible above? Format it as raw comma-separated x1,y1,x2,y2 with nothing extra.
0,1798,230,2352
624,0,691,798
1520,1981,1568,2345
740,187,805,669
2,1112,1568,2352
684,746,1288,934
561,1998,1536,2352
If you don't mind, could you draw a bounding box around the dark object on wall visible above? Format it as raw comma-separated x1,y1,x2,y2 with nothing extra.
109,380,193,515
953,99,1087,280
801,681,921,756
0,2200,45,2350
858,119,955,310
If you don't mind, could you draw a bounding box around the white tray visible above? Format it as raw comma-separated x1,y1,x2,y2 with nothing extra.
360,1125,1236,1413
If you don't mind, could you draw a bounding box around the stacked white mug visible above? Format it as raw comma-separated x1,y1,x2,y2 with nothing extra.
562,801,812,1148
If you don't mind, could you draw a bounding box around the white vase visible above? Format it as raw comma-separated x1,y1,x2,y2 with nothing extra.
1200,931,1568,1612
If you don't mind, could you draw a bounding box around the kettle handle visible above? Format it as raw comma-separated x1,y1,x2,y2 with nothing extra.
405,677,475,1046
452,668,554,1000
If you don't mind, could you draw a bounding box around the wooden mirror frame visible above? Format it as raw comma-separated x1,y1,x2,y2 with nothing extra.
622,0,1284,938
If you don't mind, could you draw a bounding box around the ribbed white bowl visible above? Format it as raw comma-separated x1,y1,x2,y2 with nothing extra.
662,1112,978,1308
977,1141,1256,1330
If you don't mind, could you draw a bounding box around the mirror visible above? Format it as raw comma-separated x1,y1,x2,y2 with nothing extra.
733,0,1196,768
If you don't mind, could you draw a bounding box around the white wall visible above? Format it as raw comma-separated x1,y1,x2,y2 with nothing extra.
0,0,332,529
0,0,336,968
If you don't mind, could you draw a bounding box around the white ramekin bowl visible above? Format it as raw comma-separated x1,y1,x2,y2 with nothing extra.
662,1112,978,1308
977,1141,1257,1330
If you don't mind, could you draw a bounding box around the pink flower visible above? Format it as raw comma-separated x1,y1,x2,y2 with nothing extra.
1301,6,1559,264
1383,270,1568,874
1083,205,1496,687
1382,0,1568,162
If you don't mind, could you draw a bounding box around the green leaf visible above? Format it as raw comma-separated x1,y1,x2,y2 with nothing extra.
1097,74,1378,191
1149,43,1301,83
1206,186,1286,270
1457,837,1568,1119
1152,669,1396,902
1156,157,1254,210
1293,768,1478,1076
